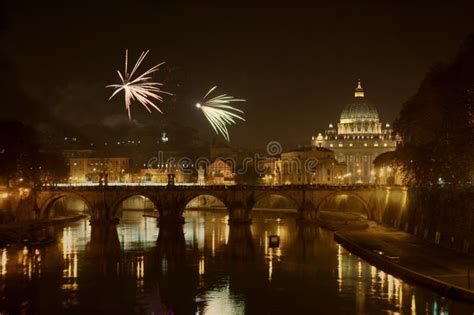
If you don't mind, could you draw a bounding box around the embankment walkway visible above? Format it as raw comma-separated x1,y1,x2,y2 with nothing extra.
335,224,474,303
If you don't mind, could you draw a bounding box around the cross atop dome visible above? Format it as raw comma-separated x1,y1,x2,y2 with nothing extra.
354,79,364,98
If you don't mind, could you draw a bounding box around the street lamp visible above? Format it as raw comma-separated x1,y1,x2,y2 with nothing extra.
357,168,362,183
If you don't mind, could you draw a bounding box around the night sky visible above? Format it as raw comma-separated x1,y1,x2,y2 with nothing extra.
1,0,473,149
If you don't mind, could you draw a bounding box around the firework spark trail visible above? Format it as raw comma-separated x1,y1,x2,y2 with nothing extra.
196,86,246,141
107,49,171,119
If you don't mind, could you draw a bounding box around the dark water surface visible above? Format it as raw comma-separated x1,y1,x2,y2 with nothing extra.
1,210,474,314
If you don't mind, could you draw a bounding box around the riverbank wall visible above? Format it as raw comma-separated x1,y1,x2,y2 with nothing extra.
369,186,474,254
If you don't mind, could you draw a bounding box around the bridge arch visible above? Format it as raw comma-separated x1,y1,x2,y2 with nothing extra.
183,193,228,211
110,193,159,220
251,192,300,212
40,192,93,219
317,191,370,218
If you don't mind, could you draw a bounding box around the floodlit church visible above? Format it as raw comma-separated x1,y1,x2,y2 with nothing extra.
311,80,399,183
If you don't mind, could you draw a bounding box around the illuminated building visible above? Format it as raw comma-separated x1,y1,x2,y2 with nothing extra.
311,80,398,183
69,157,130,183
0,177,7,189
135,168,191,184
207,159,235,185
280,147,347,185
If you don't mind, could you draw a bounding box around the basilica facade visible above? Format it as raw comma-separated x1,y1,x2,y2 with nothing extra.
311,81,399,183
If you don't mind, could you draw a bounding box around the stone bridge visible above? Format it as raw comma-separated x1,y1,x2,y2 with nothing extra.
34,185,406,224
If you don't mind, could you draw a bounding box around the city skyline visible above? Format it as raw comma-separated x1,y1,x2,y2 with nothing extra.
1,1,474,147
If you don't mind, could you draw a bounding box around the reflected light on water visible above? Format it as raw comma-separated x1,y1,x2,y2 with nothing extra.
337,244,342,292
0,210,471,314
379,270,386,291
119,215,158,250
200,283,245,315
136,255,144,279
161,257,168,275
387,274,394,301
59,223,88,295
337,242,416,313
136,255,145,289
268,254,273,281
224,215,229,244
62,227,78,282
199,255,205,276
211,229,216,257
1,248,7,276
264,230,268,256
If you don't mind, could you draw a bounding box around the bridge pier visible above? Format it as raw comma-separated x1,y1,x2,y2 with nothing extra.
227,224,254,259
156,222,186,269
228,202,252,224
298,201,319,223
158,215,185,225
87,220,121,262
89,217,120,225
156,191,186,225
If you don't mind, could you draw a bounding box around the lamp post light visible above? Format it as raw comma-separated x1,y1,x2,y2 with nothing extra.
370,169,376,184
379,167,385,185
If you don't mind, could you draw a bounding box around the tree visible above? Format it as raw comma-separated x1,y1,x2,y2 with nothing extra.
234,167,260,185
37,151,69,185
0,121,69,187
394,34,474,186
0,120,39,187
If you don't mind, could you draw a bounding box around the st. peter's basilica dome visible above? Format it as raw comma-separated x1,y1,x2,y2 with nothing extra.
339,80,379,124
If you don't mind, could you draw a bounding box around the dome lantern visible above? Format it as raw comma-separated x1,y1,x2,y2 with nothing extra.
354,79,364,98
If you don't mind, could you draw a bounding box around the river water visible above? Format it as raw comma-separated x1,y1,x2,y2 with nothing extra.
1,210,473,314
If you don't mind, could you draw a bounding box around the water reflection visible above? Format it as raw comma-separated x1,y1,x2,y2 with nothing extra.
226,224,254,260
156,223,186,271
1,248,7,276
86,223,121,274
292,224,322,260
0,210,473,314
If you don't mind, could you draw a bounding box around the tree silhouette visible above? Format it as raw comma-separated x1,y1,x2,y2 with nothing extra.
394,34,474,186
